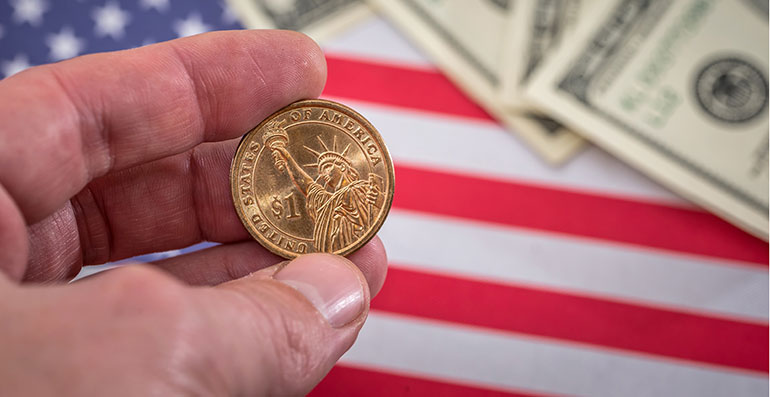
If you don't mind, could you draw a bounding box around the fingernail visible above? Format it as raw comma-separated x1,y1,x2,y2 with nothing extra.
274,254,365,328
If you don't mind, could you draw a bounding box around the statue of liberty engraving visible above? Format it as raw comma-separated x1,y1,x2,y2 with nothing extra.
264,119,382,252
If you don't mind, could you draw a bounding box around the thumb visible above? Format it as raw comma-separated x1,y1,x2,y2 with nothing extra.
198,253,370,396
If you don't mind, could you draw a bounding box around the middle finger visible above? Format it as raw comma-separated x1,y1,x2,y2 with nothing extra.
27,139,247,281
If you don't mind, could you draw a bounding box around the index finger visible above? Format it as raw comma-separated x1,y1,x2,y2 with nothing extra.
0,30,326,223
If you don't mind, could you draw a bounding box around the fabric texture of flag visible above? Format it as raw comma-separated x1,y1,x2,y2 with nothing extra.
1,1,768,396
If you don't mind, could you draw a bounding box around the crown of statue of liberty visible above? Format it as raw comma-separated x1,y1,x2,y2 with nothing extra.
263,119,354,171
304,134,353,171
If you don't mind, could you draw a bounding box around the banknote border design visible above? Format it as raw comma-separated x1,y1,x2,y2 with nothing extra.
556,0,769,215
522,0,567,82
399,0,578,140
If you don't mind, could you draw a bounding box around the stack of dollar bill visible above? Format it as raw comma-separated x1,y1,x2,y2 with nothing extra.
226,0,769,239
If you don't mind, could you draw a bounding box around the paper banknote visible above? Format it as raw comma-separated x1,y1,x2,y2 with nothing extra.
368,0,585,164
527,0,769,238
226,0,371,43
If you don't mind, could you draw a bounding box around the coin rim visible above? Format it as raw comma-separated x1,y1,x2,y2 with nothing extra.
230,99,395,259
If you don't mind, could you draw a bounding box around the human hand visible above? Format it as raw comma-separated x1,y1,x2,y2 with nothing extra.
0,30,387,396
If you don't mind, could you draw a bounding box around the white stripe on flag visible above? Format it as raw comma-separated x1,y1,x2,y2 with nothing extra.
343,312,768,397
380,210,769,322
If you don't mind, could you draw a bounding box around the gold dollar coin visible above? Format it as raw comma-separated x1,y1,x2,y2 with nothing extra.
230,99,395,258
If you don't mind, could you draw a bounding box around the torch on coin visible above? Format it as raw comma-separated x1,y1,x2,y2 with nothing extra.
263,119,289,171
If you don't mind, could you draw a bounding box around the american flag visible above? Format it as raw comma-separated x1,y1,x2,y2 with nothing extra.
2,1,768,395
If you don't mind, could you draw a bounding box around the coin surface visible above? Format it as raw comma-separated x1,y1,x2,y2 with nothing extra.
231,99,395,258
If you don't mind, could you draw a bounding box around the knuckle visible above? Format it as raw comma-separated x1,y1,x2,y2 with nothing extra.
272,313,321,378
99,265,189,318
232,284,330,390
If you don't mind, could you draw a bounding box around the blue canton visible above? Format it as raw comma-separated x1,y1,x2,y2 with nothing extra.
0,0,242,78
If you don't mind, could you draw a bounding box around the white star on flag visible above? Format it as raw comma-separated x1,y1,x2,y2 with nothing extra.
139,0,170,12
46,27,86,61
173,13,210,38
11,0,49,26
220,2,238,25
1,54,32,78
92,1,131,40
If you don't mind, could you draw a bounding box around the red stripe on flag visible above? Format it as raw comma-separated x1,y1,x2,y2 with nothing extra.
324,55,492,120
311,364,545,397
393,164,769,265
373,266,769,373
